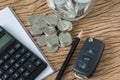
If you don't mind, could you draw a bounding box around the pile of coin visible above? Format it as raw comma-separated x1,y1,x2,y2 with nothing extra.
27,13,73,53
47,0,91,20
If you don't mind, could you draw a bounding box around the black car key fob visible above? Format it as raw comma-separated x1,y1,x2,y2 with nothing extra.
73,37,105,79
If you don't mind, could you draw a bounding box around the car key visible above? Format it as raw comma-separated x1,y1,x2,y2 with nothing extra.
73,37,105,79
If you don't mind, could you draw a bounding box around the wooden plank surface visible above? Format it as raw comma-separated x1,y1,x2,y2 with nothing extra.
0,0,120,80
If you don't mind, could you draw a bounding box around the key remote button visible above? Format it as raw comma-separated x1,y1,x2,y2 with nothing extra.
78,61,87,69
87,49,94,54
83,56,90,62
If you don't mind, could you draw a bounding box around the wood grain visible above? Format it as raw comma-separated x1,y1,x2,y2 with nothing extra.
0,0,120,80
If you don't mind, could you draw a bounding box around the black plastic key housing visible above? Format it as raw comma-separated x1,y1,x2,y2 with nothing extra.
73,37,105,79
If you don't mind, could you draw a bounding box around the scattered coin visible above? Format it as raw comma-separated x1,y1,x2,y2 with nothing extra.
46,34,59,47
57,20,73,32
29,27,43,35
27,14,38,25
59,32,72,47
37,35,46,46
46,46,58,53
36,14,47,29
43,26,56,36
45,14,59,26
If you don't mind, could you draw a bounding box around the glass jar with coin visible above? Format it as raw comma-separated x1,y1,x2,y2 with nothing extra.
46,0,95,21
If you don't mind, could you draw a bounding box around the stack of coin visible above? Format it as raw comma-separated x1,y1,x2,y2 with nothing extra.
27,13,73,53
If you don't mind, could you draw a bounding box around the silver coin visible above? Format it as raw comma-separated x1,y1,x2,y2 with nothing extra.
54,0,65,5
27,14,38,25
46,46,58,53
43,26,56,36
29,27,43,35
34,14,47,29
57,20,73,32
37,35,46,46
59,32,72,47
46,34,59,47
45,14,59,26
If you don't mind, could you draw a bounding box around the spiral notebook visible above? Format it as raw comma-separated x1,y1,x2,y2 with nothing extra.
0,7,54,80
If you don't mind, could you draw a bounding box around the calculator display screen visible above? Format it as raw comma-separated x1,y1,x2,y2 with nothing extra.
0,34,12,49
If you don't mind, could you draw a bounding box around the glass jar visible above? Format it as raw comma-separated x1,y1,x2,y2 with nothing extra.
46,0,95,21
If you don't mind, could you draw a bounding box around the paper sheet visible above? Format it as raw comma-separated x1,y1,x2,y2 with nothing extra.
0,7,54,80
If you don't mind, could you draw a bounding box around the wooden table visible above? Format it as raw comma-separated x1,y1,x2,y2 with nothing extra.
0,0,120,80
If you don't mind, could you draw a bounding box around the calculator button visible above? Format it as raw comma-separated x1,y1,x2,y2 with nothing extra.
24,61,36,72
12,71,20,79
18,66,25,73
2,73,9,80
0,58,4,65
18,76,25,80
19,56,26,64
14,43,21,49
34,59,42,67
29,56,37,62
25,51,32,58
19,47,27,54
23,70,30,78
14,52,21,60
13,62,20,69
0,69,4,76
8,77,14,80
7,68,15,75
8,58,15,65
8,48,15,55
3,63,10,70
3,53,10,60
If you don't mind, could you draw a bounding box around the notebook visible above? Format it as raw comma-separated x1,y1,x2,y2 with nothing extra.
0,7,54,80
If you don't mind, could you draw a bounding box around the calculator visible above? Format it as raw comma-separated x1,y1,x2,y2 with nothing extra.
0,26,47,80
